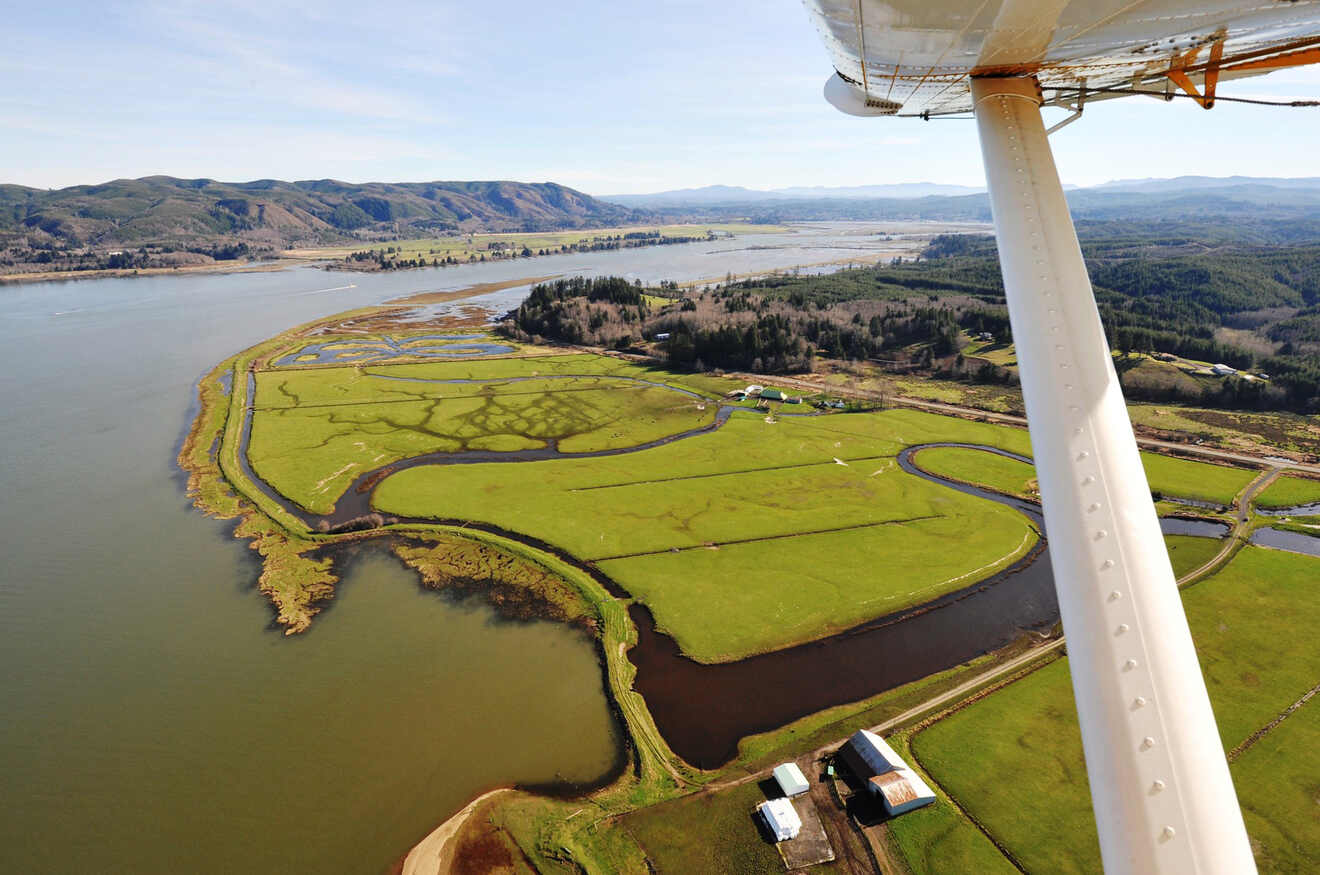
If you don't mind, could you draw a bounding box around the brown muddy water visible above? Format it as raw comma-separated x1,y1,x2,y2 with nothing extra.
0,222,987,873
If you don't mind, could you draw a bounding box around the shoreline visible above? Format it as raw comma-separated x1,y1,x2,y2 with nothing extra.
0,257,308,286
399,789,512,875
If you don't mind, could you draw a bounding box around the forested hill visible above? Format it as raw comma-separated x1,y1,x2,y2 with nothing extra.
0,177,650,251
503,232,1320,413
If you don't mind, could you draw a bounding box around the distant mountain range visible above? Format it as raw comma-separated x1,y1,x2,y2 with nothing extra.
1089,175,1320,193
603,182,985,206
0,177,649,250
5,174,1319,258
602,176,1320,209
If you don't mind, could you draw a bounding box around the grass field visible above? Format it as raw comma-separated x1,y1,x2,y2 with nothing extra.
374,402,1039,661
1232,700,1320,873
1141,451,1258,505
285,223,789,262
909,546,1320,873
1164,534,1223,578
1255,474,1320,509
912,443,1254,507
619,780,785,874
883,732,1021,875
248,367,719,514
912,445,1035,498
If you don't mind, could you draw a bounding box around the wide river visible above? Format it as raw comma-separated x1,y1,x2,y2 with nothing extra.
0,223,971,873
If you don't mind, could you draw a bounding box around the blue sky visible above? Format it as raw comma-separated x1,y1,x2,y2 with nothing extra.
7,0,1320,194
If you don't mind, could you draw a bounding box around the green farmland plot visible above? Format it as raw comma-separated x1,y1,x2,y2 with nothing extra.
1233,701,1320,873
1140,451,1257,505
375,407,1041,661
1255,473,1320,510
249,368,718,513
912,443,1255,506
910,547,1320,873
596,508,1035,662
913,445,1036,498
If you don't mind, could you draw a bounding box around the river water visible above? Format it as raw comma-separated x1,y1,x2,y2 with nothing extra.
0,223,965,873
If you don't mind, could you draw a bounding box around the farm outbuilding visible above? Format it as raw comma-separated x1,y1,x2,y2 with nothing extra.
760,388,786,401
758,798,802,841
773,762,810,797
839,729,936,817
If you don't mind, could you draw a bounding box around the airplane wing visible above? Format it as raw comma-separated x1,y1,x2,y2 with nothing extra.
800,2,1320,872
805,0,1320,116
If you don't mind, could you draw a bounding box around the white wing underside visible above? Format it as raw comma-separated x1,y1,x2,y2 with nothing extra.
804,0,1320,115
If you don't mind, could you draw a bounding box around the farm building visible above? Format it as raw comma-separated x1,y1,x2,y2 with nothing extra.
743,384,764,397
758,798,802,841
1212,363,1238,376
653,332,671,341
760,388,786,401
838,729,936,817
773,762,810,797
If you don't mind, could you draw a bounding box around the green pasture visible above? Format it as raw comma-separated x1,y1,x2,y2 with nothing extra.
248,369,717,513
376,406,1040,660
913,659,1098,874
1141,451,1257,505
913,445,1035,498
1164,534,1223,578
910,547,1320,873
884,733,1022,875
1255,474,1320,509
359,353,744,398
597,509,1034,662
294,222,788,261
619,779,783,874
912,443,1254,507
1233,701,1320,873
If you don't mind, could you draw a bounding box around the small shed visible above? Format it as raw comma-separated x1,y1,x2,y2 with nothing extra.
653,332,671,341
758,797,802,841
773,762,810,797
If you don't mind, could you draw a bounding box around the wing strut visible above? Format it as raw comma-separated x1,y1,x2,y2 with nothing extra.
969,75,1256,874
